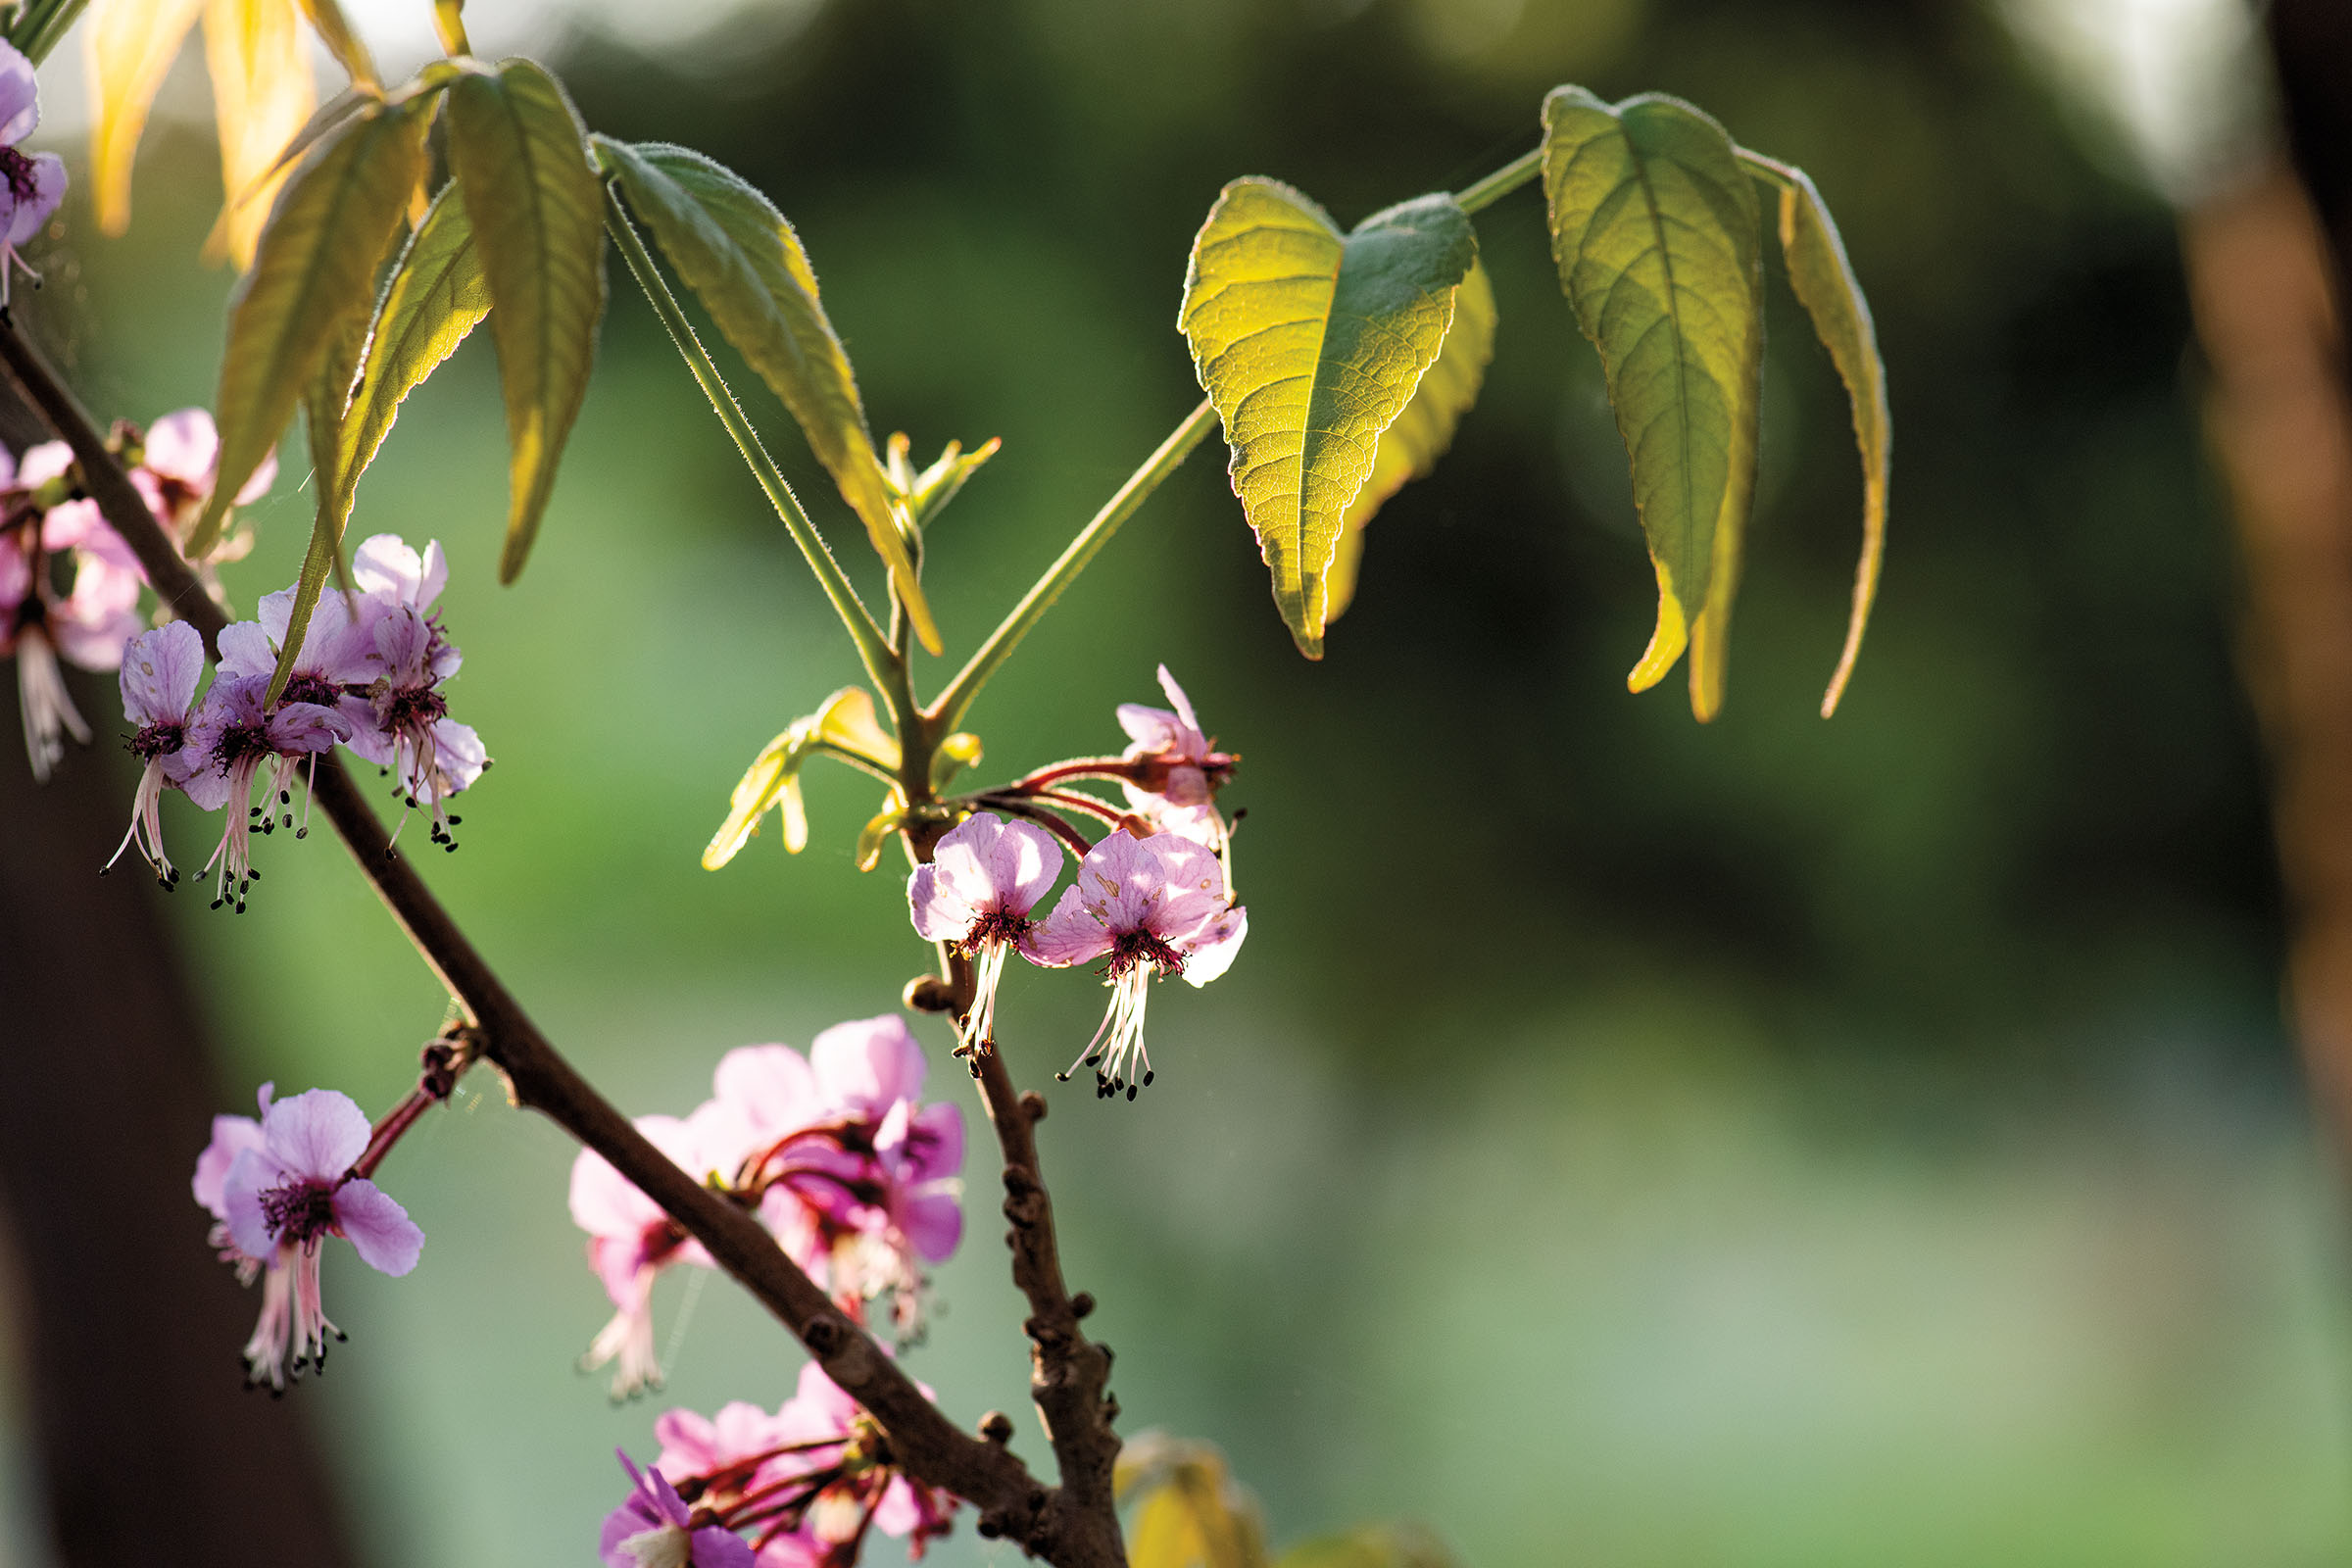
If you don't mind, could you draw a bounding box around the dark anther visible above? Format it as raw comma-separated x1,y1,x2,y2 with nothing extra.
903,973,957,1013
803,1315,844,1355
1070,1291,1095,1319
979,1409,1014,1444
1020,1091,1048,1121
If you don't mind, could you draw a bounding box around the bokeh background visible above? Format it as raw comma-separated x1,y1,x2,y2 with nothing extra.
8,0,2349,1563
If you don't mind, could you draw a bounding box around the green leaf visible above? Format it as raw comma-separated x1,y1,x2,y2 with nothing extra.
87,0,206,235
928,729,983,793
1542,85,1764,721
1753,154,1888,717
1115,1436,1270,1568
1326,258,1496,622
1179,179,1477,657
890,432,1001,531
854,804,909,872
191,93,433,559
445,57,607,584
1276,1525,1458,1568
272,182,491,702
703,687,901,869
594,138,941,655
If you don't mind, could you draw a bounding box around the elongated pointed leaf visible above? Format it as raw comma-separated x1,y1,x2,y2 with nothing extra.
1765,161,1888,716
1543,86,1763,721
292,0,377,88
446,58,606,584
86,0,204,235
269,306,367,701
1326,258,1496,622
203,0,316,270
595,139,941,655
191,95,432,558
1180,179,1476,656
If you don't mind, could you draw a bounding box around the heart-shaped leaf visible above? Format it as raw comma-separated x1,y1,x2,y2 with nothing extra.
190,93,432,558
595,138,940,655
202,0,317,270
1543,86,1763,721
1180,178,1477,657
446,57,607,584
86,0,204,235
1750,153,1888,716
1325,258,1497,622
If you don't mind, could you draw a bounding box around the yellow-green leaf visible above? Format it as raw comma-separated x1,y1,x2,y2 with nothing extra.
890,432,1000,532
446,58,607,585
928,729,982,793
85,0,204,235
191,95,431,558
703,687,901,869
1326,258,1496,623
1115,1435,1270,1568
1765,159,1888,717
202,0,316,270
1179,179,1477,657
1276,1525,1458,1568
595,138,940,655
291,0,377,89
854,804,908,872
1543,86,1763,721
269,305,367,702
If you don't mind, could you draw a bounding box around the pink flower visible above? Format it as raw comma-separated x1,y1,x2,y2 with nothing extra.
570,1115,718,1399
602,1451,757,1568
1029,829,1249,1098
129,408,276,537
1115,665,1238,854
107,620,207,885
906,812,1063,1059
181,672,349,911
339,536,486,848
1,485,144,781
205,1084,423,1390
0,43,66,304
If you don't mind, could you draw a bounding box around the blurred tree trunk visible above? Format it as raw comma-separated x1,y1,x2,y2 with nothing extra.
0,598,354,1555
2185,4,2352,1153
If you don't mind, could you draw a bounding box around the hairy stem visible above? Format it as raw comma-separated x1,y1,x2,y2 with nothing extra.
599,185,901,702
0,316,1126,1565
1455,146,1542,216
931,399,1217,733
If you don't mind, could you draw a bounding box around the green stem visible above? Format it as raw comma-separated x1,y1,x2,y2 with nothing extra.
929,397,1217,733
601,185,898,699
1455,146,1542,216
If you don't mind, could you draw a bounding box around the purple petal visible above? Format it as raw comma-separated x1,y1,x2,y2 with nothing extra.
896,1181,963,1262
265,700,352,752
191,1111,265,1218
424,717,487,797
899,1101,963,1183
1154,663,1203,736
215,620,276,679
710,1044,819,1142
121,621,204,726
1115,702,1182,753
959,813,1064,915
233,447,278,506
809,1015,925,1114
140,409,219,487
332,1177,423,1275
260,1088,371,1182
1025,884,1114,967
906,861,971,943
0,42,37,146
1182,905,1248,986
5,152,66,248
352,534,447,612
220,1148,284,1259
689,1526,756,1568
172,755,232,811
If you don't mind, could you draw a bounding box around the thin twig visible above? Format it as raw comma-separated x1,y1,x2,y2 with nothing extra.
0,316,1119,1564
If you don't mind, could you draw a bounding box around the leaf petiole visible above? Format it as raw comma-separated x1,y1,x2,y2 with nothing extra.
1454,146,1542,216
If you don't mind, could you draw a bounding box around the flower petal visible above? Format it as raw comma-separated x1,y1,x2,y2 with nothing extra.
1025,884,1114,967
5,152,66,248
121,620,205,726
191,1111,265,1218
216,620,277,679
140,409,220,487
1182,905,1248,986
809,1015,925,1115
220,1147,284,1259
0,43,38,147
260,1088,372,1181
332,1177,423,1275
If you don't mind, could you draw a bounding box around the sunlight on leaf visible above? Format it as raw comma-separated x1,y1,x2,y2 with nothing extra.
1749,151,1890,717
1326,258,1497,622
446,58,607,585
1543,85,1763,721
704,687,901,869
192,94,432,559
292,0,376,90
1116,1434,1271,1568
886,431,1001,532
1180,179,1476,657
203,0,316,270
85,0,203,235
270,307,367,702
595,138,942,654
1275,1525,1459,1568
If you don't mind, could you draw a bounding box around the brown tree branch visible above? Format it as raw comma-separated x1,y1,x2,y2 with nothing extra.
0,316,1116,1564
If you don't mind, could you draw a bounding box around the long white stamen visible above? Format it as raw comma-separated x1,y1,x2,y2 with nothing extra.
16,628,87,782
105,760,176,885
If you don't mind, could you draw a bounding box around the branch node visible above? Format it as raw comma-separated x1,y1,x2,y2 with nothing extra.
1019,1091,1048,1121
802,1314,847,1355
979,1410,1015,1445
1069,1291,1095,1320
903,973,957,1013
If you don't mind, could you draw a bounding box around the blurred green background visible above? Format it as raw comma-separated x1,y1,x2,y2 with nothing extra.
11,0,2352,1562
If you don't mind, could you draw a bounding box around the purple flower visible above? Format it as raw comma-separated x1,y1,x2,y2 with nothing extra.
130,408,277,538
602,1450,756,1568
906,812,1064,1059
206,1085,423,1390
182,672,349,910
0,43,66,305
224,587,381,736
106,620,207,885
569,1115,718,1399
2,491,144,781
1115,665,1237,851
1029,829,1249,1098
337,536,485,848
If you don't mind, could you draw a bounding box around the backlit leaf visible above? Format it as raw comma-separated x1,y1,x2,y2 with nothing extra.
595,138,940,654
1115,1435,1270,1568
1760,156,1888,717
1326,258,1496,622
1276,1526,1458,1568
1543,85,1763,721
203,0,316,270
292,0,377,89
85,0,203,235
191,94,432,558
270,305,367,702
888,432,1001,531
704,687,900,869
1179,179,1476,657
446,58,607,584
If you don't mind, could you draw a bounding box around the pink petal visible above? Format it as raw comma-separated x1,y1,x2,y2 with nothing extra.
897,1101,963,1184
260,1088,372,1182
690,1525,756,1568
1025,885,1114,967
1182,905,1248,986
896,1181,962,1262
220,1148,285,1259
190,1111,265,1218
809,1015,925,1115
15,440,71,490
710,1044,819,1143
140,409,219,487
0,44,37,147
985,815,1065,914
121,620,204,726
331,1177,423,1275
1154,663,1203,736
233,447,278,506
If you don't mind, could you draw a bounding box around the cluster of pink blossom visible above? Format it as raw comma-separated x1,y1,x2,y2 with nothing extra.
909,667,1248,1098
1,410,263,781
604,1361,957,1568
570,1016,964,1398
191,1085,424,1391
111,532,488,909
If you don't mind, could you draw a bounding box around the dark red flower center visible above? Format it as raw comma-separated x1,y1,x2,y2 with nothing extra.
128,719,183,761
0,146,39,207
281,673,342,709
258,1179,337,1244
383,685,446,733
963,908,1031,950
1106,927,1183,978
212,718,271,770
